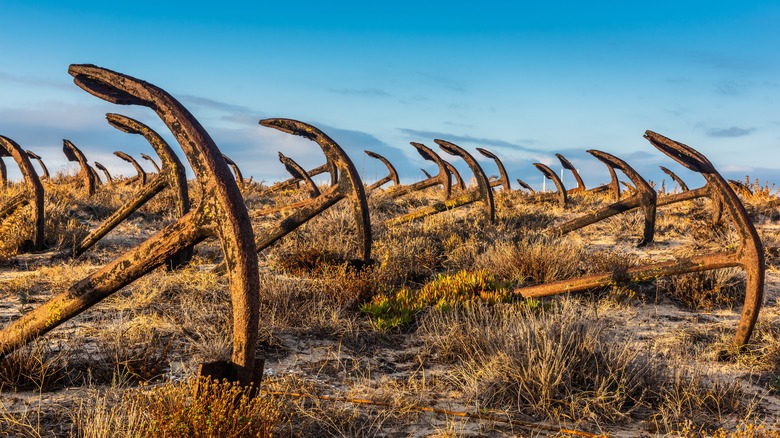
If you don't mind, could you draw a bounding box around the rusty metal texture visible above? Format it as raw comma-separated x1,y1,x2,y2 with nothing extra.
267,158,338,193
660,166,689,192
253,119,371,264
445,161,466,191
0,64,261,386
516,179,535,194
72,114,193,269
420,168,432,178
364,150,399,192
63,139,97,196
532,163,567,208
0,136,44,250
728,179,753,197
550,150,657,246
517,131,763,352
141,153,161,173
477,147,511,191
114,151,148,186
555,153,586,193
386,142,452,199
0,158,6,187
279,152,320,198
222,153,244,185
94,162,113,184
655,172,723,225
25,150,50,180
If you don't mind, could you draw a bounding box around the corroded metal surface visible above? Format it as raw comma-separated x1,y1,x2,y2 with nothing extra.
445,161,466,191
660,166,688,192
222,153,244,185
73,114,192,269
254,119,371,263
516,179,535,194
0,158,6,187
556,153,585,193
728,179,753,197
63,139,97,196
279,152,320,198
477,147,511,191
550,150,656,246
0,136,44,250
532,163,567,208
94,161,113,184
364,150,399,192
387,143,451,199
25,150,50,180
517,131,763,352
141,153,161,173
0,64,261,385
115,151,147,186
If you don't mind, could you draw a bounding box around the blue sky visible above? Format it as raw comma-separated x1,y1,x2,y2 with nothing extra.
1,1,778,191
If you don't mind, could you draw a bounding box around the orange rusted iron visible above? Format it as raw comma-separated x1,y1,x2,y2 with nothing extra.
279,152,320,198
477,147,511,191
0,64,262,386
386,142,451,199
660,166,688,192
532,163,567,208
0,157,6,187
655,169,723,225
141,152,161,173
728,179,753,198
267,159,337,193
517,131,764,354
550,150,656,246
252,119,371,264
387,140,494,225
63,139,98,196
25,150,50,180
445,161,466,191
72,114,192,269
364,150,399,192
115,151,147,186
0,136,44,251
516,178,535,194
222,153,244,185
94,161,113,184
555,153,585,194
420,168,432,178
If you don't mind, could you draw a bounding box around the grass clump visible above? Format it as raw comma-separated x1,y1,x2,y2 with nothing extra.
361,269,514,331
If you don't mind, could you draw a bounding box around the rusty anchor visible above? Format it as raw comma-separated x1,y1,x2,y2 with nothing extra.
267,158,337,193
71,114,192,268
555,153,586,194
446,161,467,191
222,153,244,186
0,157,6,187
63,139,98,196
115,151,148,186
660,166,689,192
25,150,50,180
0,64,262,386
387,140,495,225
517,131,764,353
364,150,400,193
530,163,568,208
94,162,113,184
386,142,452,199
549,150,657,246
279,152,320,198
249,119,371,264
0,136,44,251
728,179,753,198
141,152,161,173
655,165,723,225
477,147,511,192
516,179,535,194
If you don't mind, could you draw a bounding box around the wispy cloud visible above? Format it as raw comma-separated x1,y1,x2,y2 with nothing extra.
178,94,255,114
328,88,392,97
706,126,755,138
715,80,742,96
0,71,72,90
398,128,546,154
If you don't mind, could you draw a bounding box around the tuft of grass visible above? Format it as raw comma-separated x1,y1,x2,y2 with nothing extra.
658,268,744,310
0,339,67,392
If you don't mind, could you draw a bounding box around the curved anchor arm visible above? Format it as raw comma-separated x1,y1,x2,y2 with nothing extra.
420,168,432,178
660,166,688,192
550,150,656,246
279,152,320,198
93,162,113,184
222,153,244,185
436,139,495,223
0,64,262,385
63,139,97,196
114,151,147,186
516,179,535,194
477,148,511,192
556,153,586,193
0,158,6,187
387,143,451,199
533,163,567,208
25,150,50,180
0,136,44,250
256,119,371,263
140,153,161,173
444,161,466,190
728,179,753,198
364,150,399,192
